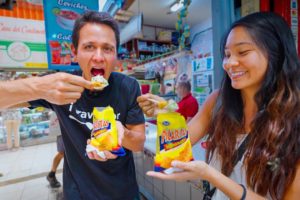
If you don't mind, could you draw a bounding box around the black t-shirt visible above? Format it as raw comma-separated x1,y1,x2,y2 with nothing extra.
29,72,145,200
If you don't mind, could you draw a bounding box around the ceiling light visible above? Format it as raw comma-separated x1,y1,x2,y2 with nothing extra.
170,0,184,13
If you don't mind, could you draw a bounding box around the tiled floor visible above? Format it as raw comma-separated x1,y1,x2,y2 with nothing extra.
0,143,63,200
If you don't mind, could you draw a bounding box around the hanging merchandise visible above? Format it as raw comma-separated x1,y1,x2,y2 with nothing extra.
175,0,191,50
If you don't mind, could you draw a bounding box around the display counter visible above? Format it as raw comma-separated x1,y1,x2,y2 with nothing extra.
133,122,206,200
0,108,60,150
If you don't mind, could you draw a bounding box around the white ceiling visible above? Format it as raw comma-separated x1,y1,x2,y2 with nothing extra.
128,0,211,29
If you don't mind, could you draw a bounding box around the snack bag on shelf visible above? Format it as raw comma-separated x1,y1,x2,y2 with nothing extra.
154,112,193,173
86,106,125,158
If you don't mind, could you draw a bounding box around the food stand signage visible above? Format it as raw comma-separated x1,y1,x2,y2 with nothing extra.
43,0,98,70
0,17,47,69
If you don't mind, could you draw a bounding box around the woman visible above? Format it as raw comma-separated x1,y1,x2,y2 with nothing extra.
137,12,300,200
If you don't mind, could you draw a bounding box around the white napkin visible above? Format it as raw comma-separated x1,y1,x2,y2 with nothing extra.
86,144,106,159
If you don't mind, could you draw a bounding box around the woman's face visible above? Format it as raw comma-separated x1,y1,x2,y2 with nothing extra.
223,26,268,93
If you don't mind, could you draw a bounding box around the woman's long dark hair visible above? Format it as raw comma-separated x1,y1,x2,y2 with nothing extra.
206,12,300,199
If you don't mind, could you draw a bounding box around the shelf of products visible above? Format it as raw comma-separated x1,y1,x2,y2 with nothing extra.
120,38,175,61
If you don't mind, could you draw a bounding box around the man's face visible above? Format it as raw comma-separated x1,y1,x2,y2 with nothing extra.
72,23,117,81
175,83,184,99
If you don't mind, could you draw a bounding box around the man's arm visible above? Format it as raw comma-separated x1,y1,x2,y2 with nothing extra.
0,72,93,108
123,123,145,152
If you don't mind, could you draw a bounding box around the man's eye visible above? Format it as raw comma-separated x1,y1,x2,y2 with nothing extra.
85,45,94,50
103,47,114,53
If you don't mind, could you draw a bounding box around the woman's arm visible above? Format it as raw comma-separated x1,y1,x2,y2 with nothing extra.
206,163,265,200
188,90,219,145
147,160,266,200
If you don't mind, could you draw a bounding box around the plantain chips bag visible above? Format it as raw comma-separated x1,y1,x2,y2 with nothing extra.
89,106,125,156
154,112,194,172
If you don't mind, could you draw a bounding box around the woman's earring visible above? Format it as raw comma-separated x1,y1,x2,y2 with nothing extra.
267,157,280,172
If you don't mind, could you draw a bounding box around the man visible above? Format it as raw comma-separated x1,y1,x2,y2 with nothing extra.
175,73,199,122
12,11,145,199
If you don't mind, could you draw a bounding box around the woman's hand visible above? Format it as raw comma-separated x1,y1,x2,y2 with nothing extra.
146,160,209,181
137,93,166,117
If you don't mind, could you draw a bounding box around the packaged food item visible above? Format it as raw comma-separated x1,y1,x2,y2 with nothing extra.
86,106,125,157
91,75,109,90
154,112,193,172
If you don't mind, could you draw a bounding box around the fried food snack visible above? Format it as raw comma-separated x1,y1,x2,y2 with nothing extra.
157,101,168,109
91,75,109,90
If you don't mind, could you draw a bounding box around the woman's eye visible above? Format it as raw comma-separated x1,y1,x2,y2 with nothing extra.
239,50,250,55
224,53,230,58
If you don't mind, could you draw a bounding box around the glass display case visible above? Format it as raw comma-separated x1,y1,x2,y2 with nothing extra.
0,107,60,150
19,108,56,147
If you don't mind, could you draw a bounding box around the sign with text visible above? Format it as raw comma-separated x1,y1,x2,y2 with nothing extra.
0,17,47,69
43,0,99,70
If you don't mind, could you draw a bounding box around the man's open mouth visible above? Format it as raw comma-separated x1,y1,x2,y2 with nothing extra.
91,68,104,77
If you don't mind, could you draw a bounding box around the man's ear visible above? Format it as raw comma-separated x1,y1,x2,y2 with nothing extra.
71,44,77,62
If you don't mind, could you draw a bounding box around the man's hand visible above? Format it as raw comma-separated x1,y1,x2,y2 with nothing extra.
86,121,125,162
36,72,93,105
137,93,166,117
86,139,118,162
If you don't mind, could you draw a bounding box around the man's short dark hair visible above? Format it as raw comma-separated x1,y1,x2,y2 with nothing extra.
72,11,120,50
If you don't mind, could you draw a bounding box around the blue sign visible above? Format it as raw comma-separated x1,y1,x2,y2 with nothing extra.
43,0,99,70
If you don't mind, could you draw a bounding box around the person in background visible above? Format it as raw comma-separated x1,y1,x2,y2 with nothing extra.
47,112,64,188
138,12,300,199
1,108,22,150
9,11,145,200
175,73,198,122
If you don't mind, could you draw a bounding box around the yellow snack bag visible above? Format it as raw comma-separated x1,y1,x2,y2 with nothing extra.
154,112,194,172
90,106,125,156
